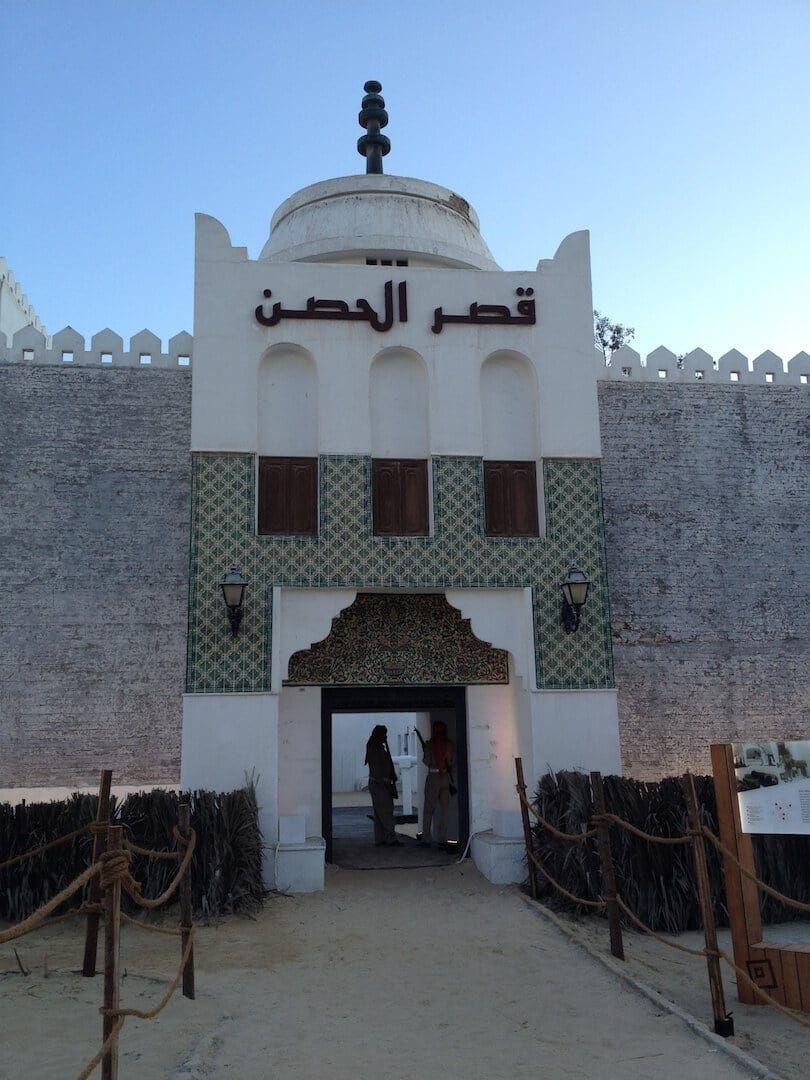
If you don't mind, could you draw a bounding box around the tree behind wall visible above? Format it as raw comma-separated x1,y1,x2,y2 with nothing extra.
594,310,635,364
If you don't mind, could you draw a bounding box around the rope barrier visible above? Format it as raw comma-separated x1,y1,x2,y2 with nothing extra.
122,829,196,910
614,897,810,1029
87,829,196,912
0,824,94,871
101,926,197,1021
73,927,198,1079
519,768,810,1030
124,837,181,861
591,812,695,845
612,895,709,958
0,861,101,945
531,851,810,1032
75,1017,126,1080
121,912,188,936
524,788,810,915
43,901,104,927
717,948,810,1029
527,847,605,909
0,828,194,939
700,826,810,913
523,800,598,842
0,797,198,1079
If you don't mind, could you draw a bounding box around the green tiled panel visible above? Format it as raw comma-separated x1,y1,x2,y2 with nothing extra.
186,454,614,693
536,460,615,688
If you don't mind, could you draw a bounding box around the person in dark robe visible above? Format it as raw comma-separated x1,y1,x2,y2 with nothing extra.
365,724,402,846
418,720,456,848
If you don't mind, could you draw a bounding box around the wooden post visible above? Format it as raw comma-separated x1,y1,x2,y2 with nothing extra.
514,758,538,899
590,771,624,960
178,802,195,1000
710,742,763,1005
102,824,123,1080
83,769,113,977
681,772,734,1037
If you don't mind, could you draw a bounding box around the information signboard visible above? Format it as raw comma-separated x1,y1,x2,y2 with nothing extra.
732,740,810,835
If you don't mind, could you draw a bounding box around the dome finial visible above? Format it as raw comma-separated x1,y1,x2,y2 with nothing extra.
357,80,390,174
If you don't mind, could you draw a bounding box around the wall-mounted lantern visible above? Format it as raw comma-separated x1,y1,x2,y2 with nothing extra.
220,568,247,637
560,567,590,634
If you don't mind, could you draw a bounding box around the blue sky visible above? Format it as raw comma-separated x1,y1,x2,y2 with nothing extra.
4,0,809,364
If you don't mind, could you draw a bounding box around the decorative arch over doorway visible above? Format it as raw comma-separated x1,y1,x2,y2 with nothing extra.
285,592,509,686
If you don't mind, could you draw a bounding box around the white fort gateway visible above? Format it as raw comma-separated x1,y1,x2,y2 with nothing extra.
180,82,622,890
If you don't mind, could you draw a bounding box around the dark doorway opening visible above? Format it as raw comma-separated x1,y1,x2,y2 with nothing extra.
321,686,469,865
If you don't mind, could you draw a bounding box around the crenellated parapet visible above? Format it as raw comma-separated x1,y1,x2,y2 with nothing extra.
0,325,192,368
597,345,809,386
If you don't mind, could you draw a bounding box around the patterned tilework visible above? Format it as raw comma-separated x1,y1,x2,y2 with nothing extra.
286,593,508,686
186,454,614,692
537,460,615,688
186,454,269,693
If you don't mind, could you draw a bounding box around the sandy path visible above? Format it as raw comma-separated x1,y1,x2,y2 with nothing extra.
0,861,785,1079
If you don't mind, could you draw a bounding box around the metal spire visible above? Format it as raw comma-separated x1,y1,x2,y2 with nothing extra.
357,80,390,174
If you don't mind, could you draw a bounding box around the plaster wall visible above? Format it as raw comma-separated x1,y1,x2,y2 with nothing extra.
192,216,599,459
446,588,536,688
369,349,430,457
529,690,622,778
276,589,358,692
466,672,532,836
260,175,499,268
0,259,46,339
180,692,278,883
258,347,318,456
268,658,533,852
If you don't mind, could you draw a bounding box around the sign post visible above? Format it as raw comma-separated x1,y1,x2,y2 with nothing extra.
711,741,810,1011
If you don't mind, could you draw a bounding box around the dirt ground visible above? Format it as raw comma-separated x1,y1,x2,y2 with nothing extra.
532,901,810,1080
1,860,807,1079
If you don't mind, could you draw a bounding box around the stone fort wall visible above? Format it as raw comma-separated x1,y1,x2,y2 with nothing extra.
1,330,807,785
0,335,192,786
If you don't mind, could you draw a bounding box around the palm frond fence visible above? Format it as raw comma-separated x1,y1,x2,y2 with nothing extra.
0,783,265,925
0,779,213,1080
526,768,810,934
516,764,810,1035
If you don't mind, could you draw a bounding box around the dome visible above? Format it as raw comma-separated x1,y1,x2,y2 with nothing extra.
259,174,500,270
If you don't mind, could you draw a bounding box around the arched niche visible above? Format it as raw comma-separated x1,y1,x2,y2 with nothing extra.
258,344,318,456
369,347,429,457
480,351,538,459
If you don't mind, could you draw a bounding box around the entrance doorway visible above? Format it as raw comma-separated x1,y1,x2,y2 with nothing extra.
321,687,469,864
